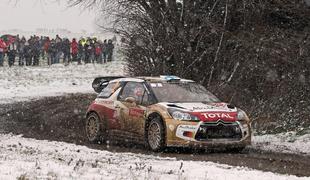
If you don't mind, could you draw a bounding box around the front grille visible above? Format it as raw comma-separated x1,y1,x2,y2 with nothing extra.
195,123,242,141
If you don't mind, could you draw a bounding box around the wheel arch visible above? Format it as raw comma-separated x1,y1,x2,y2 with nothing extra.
86,110,109,129
86,110,101,120
145,112,167,144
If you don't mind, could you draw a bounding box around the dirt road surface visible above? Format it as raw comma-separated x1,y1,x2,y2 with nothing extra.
1,94,310,177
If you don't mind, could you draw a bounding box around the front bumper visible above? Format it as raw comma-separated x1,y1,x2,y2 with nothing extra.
164,118,251,148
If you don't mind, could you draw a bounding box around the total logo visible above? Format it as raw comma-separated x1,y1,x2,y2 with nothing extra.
202,113,235,119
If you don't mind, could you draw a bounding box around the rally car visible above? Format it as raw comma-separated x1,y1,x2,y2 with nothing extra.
86,76,251,152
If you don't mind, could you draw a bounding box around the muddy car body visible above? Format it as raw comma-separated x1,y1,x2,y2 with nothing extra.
86,76,251,152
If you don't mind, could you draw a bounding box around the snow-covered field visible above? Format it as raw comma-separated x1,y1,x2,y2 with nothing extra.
0,133,308,180
0,60,125,104
0,59,310,179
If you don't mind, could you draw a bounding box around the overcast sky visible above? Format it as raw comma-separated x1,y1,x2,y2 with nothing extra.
0,0,97,33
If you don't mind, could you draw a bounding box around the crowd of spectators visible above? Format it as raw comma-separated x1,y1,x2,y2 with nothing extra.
0,34,115,67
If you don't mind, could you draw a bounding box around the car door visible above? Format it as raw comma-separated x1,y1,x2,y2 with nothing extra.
95,81,123,130
116,82,149,136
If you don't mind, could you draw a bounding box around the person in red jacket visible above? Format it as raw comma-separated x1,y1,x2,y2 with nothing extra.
95,41,102,64
71,38,79,64
0,38,7,66
44,37,51,65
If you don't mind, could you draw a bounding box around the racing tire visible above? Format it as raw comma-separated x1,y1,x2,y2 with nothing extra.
85,112,105,144
147,117,165,152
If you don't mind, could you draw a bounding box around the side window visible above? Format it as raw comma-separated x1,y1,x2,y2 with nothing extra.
119,82,147,105
141,92,149,106
98,82,119,98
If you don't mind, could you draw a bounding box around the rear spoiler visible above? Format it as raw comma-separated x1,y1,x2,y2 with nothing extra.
92,76,125,93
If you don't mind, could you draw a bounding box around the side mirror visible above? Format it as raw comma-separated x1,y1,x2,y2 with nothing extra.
125,97,136,104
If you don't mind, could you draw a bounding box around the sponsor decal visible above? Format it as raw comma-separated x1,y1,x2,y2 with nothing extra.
176,125,197,140
150,83,163,88
210,103,227,107
96,99,114,105
193,106,214,111
178,125,196,131
203,113,234,119
129,108,145,117
192,103,229,111
191,112,237,122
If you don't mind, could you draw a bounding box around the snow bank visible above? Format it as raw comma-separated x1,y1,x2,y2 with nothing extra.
0,61,125,104
0,133,307,180
253,132,310,156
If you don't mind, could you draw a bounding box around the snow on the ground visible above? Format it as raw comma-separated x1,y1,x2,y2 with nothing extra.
253,132,310,156
0,60,125,104
0,133,307,180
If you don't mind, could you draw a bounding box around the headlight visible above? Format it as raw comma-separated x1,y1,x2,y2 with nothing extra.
168,109,200,121
237,110,247,120
237,109,249,129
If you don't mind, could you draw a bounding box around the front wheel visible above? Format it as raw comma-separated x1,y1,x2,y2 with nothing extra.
85,112,105,143
147,117,165,152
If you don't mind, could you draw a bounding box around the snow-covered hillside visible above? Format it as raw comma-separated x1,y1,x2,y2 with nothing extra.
0,60,125,104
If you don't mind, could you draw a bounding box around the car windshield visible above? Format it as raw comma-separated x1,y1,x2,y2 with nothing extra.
148,82,220,103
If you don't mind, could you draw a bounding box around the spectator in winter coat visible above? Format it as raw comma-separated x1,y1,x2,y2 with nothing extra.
71,38,78,63
78,40,84,64
90,39,96,63
84,40,91,64
18,37,26,66
0,38,6,66
24,41,32,66
63,38,71,65
7,42,17,67
102,39,108,63
39,36,45,59
95,41,102,64
43,37,50,59
31,36,41,66
106,39,114,62
43,37,50,64
55,35,62,64
47,40,57,65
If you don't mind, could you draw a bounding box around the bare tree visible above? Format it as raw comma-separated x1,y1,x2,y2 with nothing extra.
68,0,310,133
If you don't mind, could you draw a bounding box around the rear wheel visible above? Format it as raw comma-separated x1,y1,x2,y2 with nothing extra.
147,117,165,152
85,112,105,143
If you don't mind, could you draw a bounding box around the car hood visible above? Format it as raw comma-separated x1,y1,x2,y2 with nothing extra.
159,102,237,112
158,102,238,122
